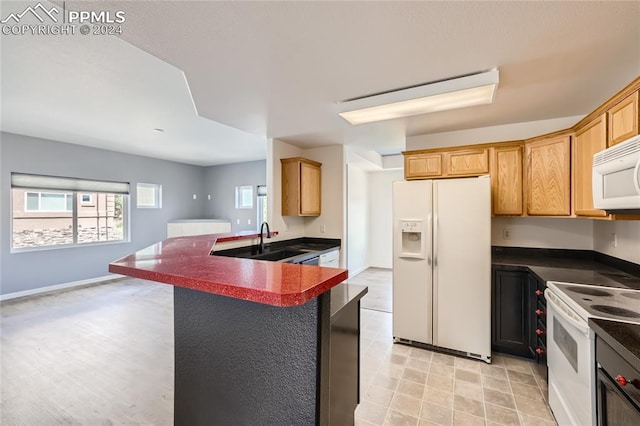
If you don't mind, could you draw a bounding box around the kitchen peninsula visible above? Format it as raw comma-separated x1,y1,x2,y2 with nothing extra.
109,232,365,425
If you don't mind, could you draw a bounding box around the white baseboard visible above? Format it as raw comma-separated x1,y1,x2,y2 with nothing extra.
348,265,370,277
0,274,124,302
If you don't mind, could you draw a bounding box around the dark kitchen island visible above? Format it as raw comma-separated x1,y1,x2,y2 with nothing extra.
109,232,366,426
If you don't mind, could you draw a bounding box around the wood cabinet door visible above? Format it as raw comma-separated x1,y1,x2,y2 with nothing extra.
281,160,300,216
300,162,321,216
526,136,571,216
574,115,608,217
445,149,489,176
492,146,523,215
405,153,442,179
492,269,532,358
608,91,638,146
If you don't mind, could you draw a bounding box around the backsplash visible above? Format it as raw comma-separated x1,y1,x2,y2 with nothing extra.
593,220,640,265
491,217,594,250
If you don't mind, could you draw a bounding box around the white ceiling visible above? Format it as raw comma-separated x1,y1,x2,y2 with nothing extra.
2,1,639,166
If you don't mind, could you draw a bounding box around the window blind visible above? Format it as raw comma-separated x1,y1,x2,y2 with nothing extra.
11,173,130,194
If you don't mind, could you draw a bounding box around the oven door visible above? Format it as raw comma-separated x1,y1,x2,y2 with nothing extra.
546,289,596,426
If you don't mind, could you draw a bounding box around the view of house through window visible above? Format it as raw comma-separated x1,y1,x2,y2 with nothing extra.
11,173,129,250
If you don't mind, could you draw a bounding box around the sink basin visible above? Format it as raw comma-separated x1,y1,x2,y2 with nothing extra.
251,249,306,262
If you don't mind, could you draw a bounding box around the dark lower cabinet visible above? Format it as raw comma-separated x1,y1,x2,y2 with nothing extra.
492,269,532,358
596,337,640,425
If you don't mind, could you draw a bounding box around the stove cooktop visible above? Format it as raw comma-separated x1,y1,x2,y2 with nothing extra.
548,281,640,324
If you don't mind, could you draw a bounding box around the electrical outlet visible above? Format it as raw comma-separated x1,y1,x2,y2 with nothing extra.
208,194,211,200
612,233,617,248
236,219,240,225
248,219,251,225
503,228,511,240
320,225,326,233
192,194,197,200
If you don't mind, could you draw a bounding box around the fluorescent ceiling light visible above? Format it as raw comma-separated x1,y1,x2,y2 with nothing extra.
338,69,499,125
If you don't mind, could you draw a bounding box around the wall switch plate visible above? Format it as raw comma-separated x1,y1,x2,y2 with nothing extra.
503,228,511,240
192,194,197,200
236,219,240,224
208,195,211,200
248,219,251,225
612,233,617,248
320,225,326,233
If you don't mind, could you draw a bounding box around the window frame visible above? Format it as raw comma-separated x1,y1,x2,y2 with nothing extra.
10,173,130,252
235,185,254,209
24,191,73,212
136,182,162,209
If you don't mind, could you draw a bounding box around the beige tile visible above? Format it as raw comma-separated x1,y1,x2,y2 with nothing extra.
453,380,483,401
424,387,454,409
390,353,409,366
385,409,420,426
502,356,534,375
410,348,434,362
419,421,442,426
453,395,485,418
454,357,482,373
452,410,486,426
510,381,544,402
455,369,481,385
420,401,454,425
519,411,558,426
397,379,426,399
390,393,422,417
365,384,395,407
427,373,454,392
481,375,510,393
357,419,379,426
357,401,389,425
480,364,508,380
507,370,538,387
378,364,406,380
391,343,413,356
484,403,519,425
407,358,431,373
373,373,401,391
432,352,456,367
403,368,428,385
430,364,455,379
514,395,554,421
490,355,507,367
482,388,515,410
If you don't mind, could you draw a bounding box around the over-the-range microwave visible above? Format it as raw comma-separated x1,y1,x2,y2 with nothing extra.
593,134,640,213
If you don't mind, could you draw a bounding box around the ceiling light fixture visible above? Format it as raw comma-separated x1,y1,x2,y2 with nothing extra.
337,69,499,125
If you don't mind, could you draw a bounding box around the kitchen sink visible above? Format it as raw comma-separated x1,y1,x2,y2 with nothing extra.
251,249,306,262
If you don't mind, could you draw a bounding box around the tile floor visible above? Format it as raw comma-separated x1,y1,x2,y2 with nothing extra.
355,308,557,426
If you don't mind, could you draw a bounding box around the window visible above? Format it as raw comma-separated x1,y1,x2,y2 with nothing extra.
25,192,73,211
11,173,129,250
137,183,162,208
235,185,254,209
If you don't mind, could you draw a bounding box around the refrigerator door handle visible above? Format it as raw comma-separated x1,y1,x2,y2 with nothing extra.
427,212,432,266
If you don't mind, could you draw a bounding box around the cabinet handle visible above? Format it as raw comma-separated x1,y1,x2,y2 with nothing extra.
536,309,544,316
616,375,629,387
535,290,543,296
536,328,545,335
536,348,544,355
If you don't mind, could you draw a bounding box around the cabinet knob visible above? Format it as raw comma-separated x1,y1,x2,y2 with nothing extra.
536,290,543,296
616,375,628,387
536,328,545,335
535,309,544,316
536,348,544,355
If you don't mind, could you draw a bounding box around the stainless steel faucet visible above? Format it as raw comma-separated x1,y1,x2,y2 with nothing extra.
259,222,271,254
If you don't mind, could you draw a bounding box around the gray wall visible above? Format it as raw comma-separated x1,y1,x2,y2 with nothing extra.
1,132,206,295
203,160,266,233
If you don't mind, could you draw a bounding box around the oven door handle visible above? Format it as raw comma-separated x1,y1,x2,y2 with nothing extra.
545,289,590,335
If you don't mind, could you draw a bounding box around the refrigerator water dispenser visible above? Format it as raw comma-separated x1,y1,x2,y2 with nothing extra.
399,220,425,259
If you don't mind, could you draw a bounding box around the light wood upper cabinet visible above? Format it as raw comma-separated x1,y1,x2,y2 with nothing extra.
573,115,608,217
444,149,489,176
281,157,322,216
526,135,571,216
607,90,638,146
405,153,442,179
492,145,523,216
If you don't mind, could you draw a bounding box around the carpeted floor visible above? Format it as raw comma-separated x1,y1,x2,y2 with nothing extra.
347,267,392,313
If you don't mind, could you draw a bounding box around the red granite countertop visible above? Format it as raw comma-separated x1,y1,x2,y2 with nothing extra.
108,232,348,307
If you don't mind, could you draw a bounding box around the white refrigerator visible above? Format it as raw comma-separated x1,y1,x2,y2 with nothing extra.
392,176,491,363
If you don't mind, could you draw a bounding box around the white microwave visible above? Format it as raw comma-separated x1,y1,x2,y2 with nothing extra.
593,134,640,213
